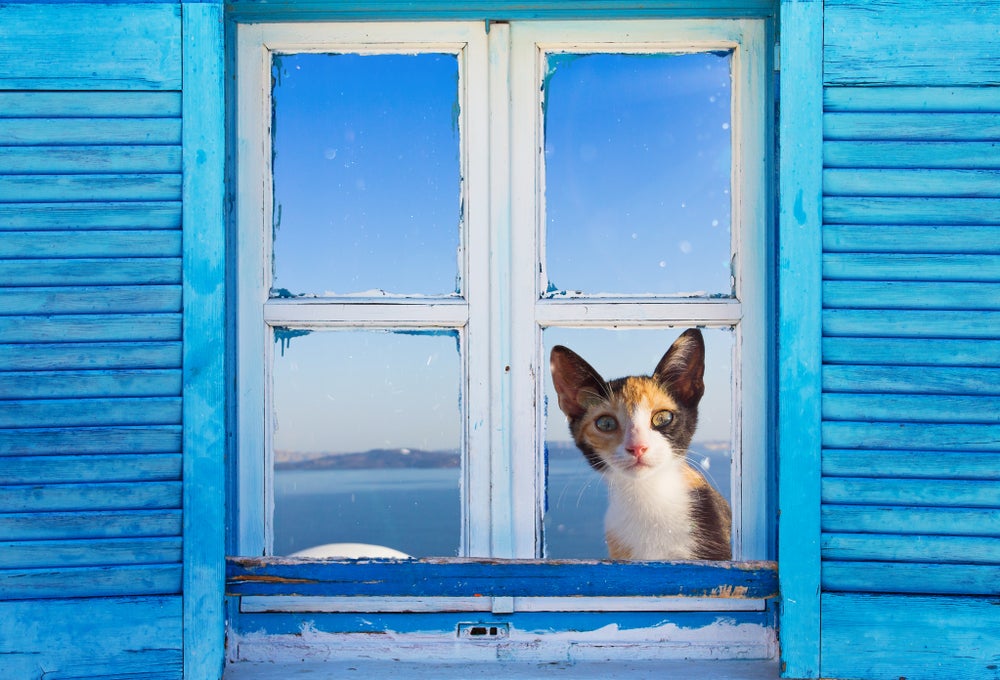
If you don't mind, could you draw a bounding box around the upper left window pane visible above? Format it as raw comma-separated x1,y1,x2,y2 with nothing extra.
271,53,462,297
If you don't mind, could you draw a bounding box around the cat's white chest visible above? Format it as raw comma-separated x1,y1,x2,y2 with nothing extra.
604,464,695,560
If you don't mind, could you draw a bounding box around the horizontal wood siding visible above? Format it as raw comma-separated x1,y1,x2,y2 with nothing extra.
821,2,1000,678
0,4,184,678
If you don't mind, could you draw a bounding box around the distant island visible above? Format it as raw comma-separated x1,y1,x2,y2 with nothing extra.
275,440,729,471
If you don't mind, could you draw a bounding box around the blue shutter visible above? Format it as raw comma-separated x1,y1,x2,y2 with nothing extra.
819,1,1000,678
0,4,185,677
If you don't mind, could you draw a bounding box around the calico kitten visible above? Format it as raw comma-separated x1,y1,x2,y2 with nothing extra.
549,329,731,561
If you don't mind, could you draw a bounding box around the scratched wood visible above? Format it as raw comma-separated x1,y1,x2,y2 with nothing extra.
0,285,182,315
823,337,1000,367
0,482,183,513
0,91,182,117
0,509,182,541
822,562,1000,596
822,533,1000,564
0,399,182,430
0,596,182,679
226,558,778,599
822,505,1000,536
0,369,182,400
0,426,182,456
822,450,1000,480
822,593,1000,680
0,118,182,146
0,452,182,484
0,231,181,259
825,0,1000,87
825,112,1000,141
823,365,1000,395
825,168,1000,197
0,257,181,286
0,314,182,344
823,253,1000,281
0,174,181,202
822,477,1000,507
0,564,183,601
825,196,1000,225
0,145,182,174
823,423,1000,453
823,393,1000,423
824,225,1000,254
824,86,1000,113
823,310,1000,338
0,537,182,569
824,281,1000,310
824,141,1000,169
0,341,181,371
0,4,182,90
0,201,182,230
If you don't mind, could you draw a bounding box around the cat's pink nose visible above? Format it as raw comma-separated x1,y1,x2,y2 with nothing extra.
626,444,648,460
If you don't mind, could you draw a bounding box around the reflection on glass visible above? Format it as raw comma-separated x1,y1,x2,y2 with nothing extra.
272,330,462,557
271,53,461,297
544,52,733,297
543,327,734,559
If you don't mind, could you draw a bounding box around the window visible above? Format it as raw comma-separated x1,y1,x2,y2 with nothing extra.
234,18,768,601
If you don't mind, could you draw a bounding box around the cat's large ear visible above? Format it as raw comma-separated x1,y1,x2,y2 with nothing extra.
653,328,705,407
550,346,607,420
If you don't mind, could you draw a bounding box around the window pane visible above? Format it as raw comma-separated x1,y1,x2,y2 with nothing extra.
543,327,733,559
271,330,462,557
543,52,733,297
271,53,462,297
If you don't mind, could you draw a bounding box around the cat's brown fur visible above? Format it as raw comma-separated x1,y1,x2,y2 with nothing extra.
550,329,731,560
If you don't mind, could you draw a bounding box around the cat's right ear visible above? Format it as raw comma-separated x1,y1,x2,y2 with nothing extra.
550,346,606,420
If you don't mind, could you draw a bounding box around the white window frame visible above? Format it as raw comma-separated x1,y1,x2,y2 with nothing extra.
234,18,768,610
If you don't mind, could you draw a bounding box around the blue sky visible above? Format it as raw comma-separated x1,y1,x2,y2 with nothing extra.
269,50,735,455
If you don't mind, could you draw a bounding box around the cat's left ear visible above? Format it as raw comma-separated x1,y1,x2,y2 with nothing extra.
654,328,705,407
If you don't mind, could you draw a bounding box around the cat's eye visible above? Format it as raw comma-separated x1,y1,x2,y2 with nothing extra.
651,410,674,428
594,415,618,432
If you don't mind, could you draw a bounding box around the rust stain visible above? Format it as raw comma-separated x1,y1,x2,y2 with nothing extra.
710,584,750,598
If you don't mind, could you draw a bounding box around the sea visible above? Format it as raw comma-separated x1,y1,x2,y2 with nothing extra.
273,442,731,559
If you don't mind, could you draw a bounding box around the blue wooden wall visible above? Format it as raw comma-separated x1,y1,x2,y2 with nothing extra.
818,0,1000,678
0,3,222,678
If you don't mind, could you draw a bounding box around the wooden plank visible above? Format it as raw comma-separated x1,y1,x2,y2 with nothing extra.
0,92,182,118
823,310,1000,339
0,201,181,230
822,450,1000,480
824,0,1000,87
226,558,779,598
0,341,181,371
822,505,1000,536
823,337,1000,367
822,477,1000,508
0,314,182,344
823,253,1000,281
0,596,181,679
822,533,1000,564
0,258,181,286
0,453,182,484
0,509,182,541
823,141,1000,169
823,365,1000,395
182,5,228,678
822,562,1000,596
0,118,182,146
825,113,1000,141
0,425,181,456
0,369,181,400
0,536,181,569
0,481,182,513
0,285,182,315
0,397,182,429
777,1,824,675
821,593,1000,680
823,422,1000,453
823,393,1000,424
823,225,1000,254
0,231,181,259
0,145,182,174
824,196,1000,225
0,564,183,601
0,174,181,203
823,281,1000,311
824,168,1000,197
0,4,182,90
824,87,1000,113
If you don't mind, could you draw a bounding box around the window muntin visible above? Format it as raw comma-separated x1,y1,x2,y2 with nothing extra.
236,19,767,583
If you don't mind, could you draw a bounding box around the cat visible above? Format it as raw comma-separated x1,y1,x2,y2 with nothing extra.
549,328,731,561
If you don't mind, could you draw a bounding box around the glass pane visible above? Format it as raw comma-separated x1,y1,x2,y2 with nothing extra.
271,330,462,557
543,327,733,559
543,52,733,297
271,53,462,297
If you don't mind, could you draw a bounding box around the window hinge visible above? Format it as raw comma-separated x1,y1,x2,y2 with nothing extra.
773,43,781,71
